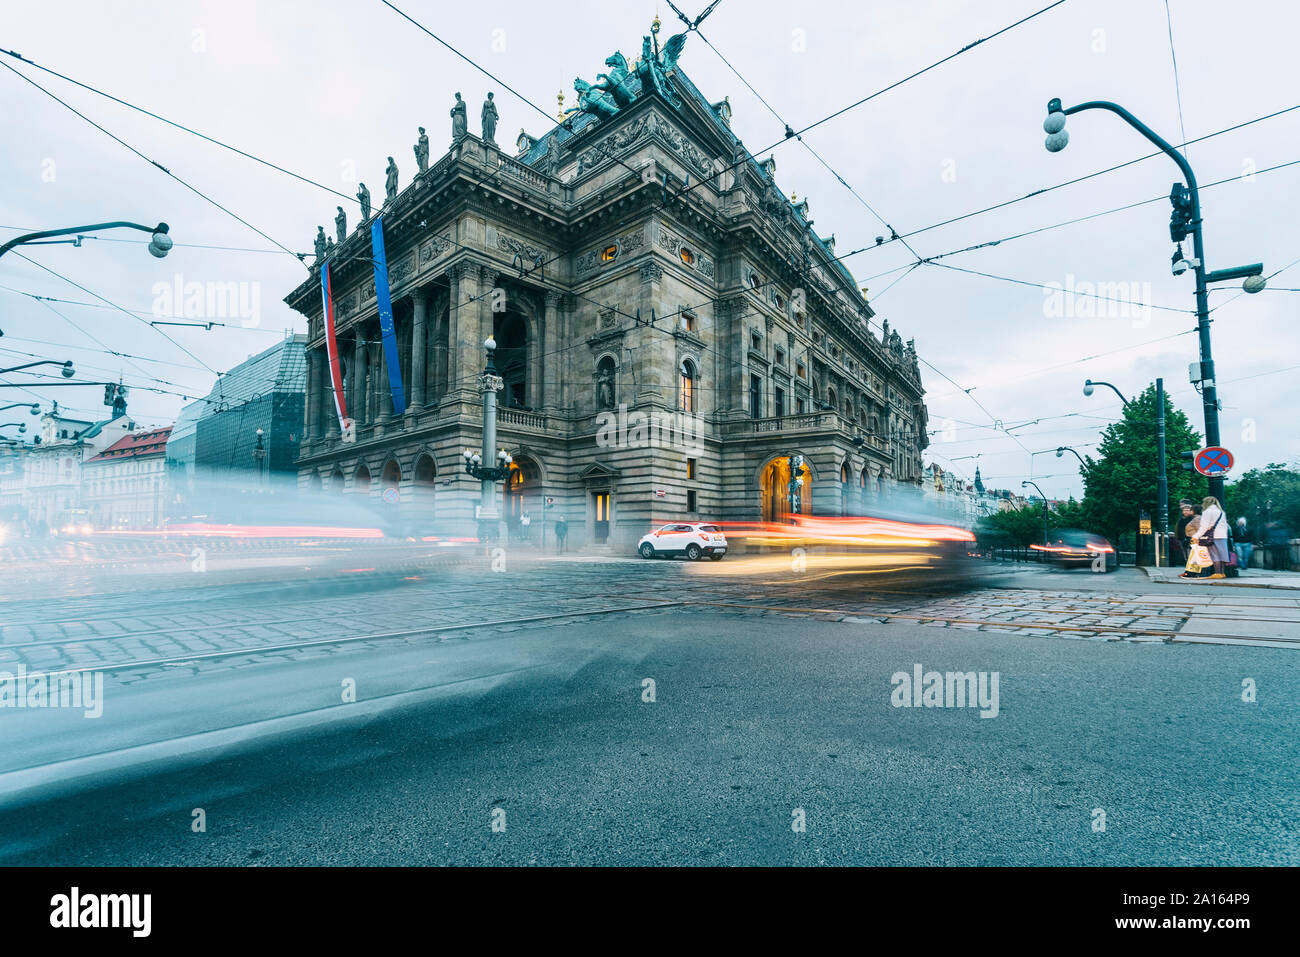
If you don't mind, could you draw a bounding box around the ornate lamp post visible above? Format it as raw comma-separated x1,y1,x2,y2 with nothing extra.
252,427,266,488
462,337,512,542
1055,446,1086,467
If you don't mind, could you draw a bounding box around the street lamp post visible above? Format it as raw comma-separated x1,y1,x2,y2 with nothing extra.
0,222,172,262
462,337,511,543
0,423,29,434
252,427,266,488
1044,98,1265,504
1081,377,1169,566
1021,480,1050,548
0,403,40,415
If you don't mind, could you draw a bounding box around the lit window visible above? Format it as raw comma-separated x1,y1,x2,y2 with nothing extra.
679,360,697,412
686,458,697,479
600,244,618,262
680,247,695,266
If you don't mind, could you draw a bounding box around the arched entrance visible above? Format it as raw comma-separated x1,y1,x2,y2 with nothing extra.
309,472,323,493
381,459,401,491
759,454,813,523
494,312,528,409
409,453,437,530
329,468,345,493
354,464,371,495
504,453,541,540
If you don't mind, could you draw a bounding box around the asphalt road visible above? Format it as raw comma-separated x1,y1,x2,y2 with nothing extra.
0,549,1294,866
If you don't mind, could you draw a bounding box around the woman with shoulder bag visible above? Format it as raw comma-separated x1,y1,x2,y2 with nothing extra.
1198,496,1230,579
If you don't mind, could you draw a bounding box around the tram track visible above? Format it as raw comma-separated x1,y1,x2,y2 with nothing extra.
14,600,684,679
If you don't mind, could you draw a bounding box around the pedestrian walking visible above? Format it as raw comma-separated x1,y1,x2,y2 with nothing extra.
1198,496,1230,579
554,517,568,554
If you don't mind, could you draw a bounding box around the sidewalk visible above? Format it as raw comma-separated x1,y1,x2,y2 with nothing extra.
1142,565,1300,590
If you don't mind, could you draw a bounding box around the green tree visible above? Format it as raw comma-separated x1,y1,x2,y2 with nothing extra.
1225,463,1300,536
979,503,1049,547
1079,384,1203,545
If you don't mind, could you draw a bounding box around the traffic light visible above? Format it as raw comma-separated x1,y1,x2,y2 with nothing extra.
1180,450,1197,473
1169,182,1195,242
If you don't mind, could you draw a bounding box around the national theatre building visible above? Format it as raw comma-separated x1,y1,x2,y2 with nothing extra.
286,20,929,550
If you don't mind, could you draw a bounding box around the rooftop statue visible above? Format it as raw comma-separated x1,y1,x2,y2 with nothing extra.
573,28,687,120
593,52,635,108
573,77,619,120
450,92,467,141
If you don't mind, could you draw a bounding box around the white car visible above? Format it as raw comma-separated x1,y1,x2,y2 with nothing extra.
637,522,727,561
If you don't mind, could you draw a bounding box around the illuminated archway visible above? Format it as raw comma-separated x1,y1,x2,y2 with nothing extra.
759,454,813,523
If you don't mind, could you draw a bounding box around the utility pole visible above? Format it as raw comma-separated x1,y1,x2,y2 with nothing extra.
1043,99,1267,504
1156,378,1168,567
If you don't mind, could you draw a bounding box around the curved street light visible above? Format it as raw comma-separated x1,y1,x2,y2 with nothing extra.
1082,379,1129,406
0,422,29,434
0,221,172,261
0,403,41,415
1055,446,1087,467
0,360,75,378
1021,480,1051,547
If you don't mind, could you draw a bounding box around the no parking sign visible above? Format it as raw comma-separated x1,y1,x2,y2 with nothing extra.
1194,446,1233,478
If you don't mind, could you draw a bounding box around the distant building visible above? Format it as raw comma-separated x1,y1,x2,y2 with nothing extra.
0,406,135,531
83,427,172,529
164,335,306,517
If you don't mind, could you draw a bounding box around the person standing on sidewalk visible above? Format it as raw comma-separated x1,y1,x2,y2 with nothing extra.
1172,500,1195,567
1199,496,1230,579
554,517,568,554
1234,516,1254,571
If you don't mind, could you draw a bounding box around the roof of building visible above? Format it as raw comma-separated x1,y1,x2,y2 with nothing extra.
192,335,307,417
517,55,862,293
87,426,173,464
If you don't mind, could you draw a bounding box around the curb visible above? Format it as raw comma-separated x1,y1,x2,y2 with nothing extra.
1139,566,1300,591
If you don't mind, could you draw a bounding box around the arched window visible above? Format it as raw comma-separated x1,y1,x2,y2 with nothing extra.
826,387,837,410
679,359,697,412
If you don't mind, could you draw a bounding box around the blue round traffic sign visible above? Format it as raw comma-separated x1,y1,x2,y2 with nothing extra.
1194,446,1233,477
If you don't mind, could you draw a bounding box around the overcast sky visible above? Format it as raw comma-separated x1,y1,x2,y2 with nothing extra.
2,0,1296,499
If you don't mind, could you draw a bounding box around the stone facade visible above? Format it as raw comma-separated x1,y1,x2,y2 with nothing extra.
286,61,929,551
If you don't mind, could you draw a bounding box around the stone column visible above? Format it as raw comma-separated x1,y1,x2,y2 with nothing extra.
475,264,496,359
306,348,321,441
350,330,366,425
375,339,391,424
410,288,427,411
367,340,381,426
445,266,462,395
324,354,340,439
542,290,561,412
636,261,666,403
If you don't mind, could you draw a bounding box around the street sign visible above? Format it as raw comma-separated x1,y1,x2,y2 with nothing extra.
1139,518,1152,534
382,486,399,504
1194,446,1233,477
654,488,668,498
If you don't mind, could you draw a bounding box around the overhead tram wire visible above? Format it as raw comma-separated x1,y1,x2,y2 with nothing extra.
12,251,223,378
0,58,303,267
